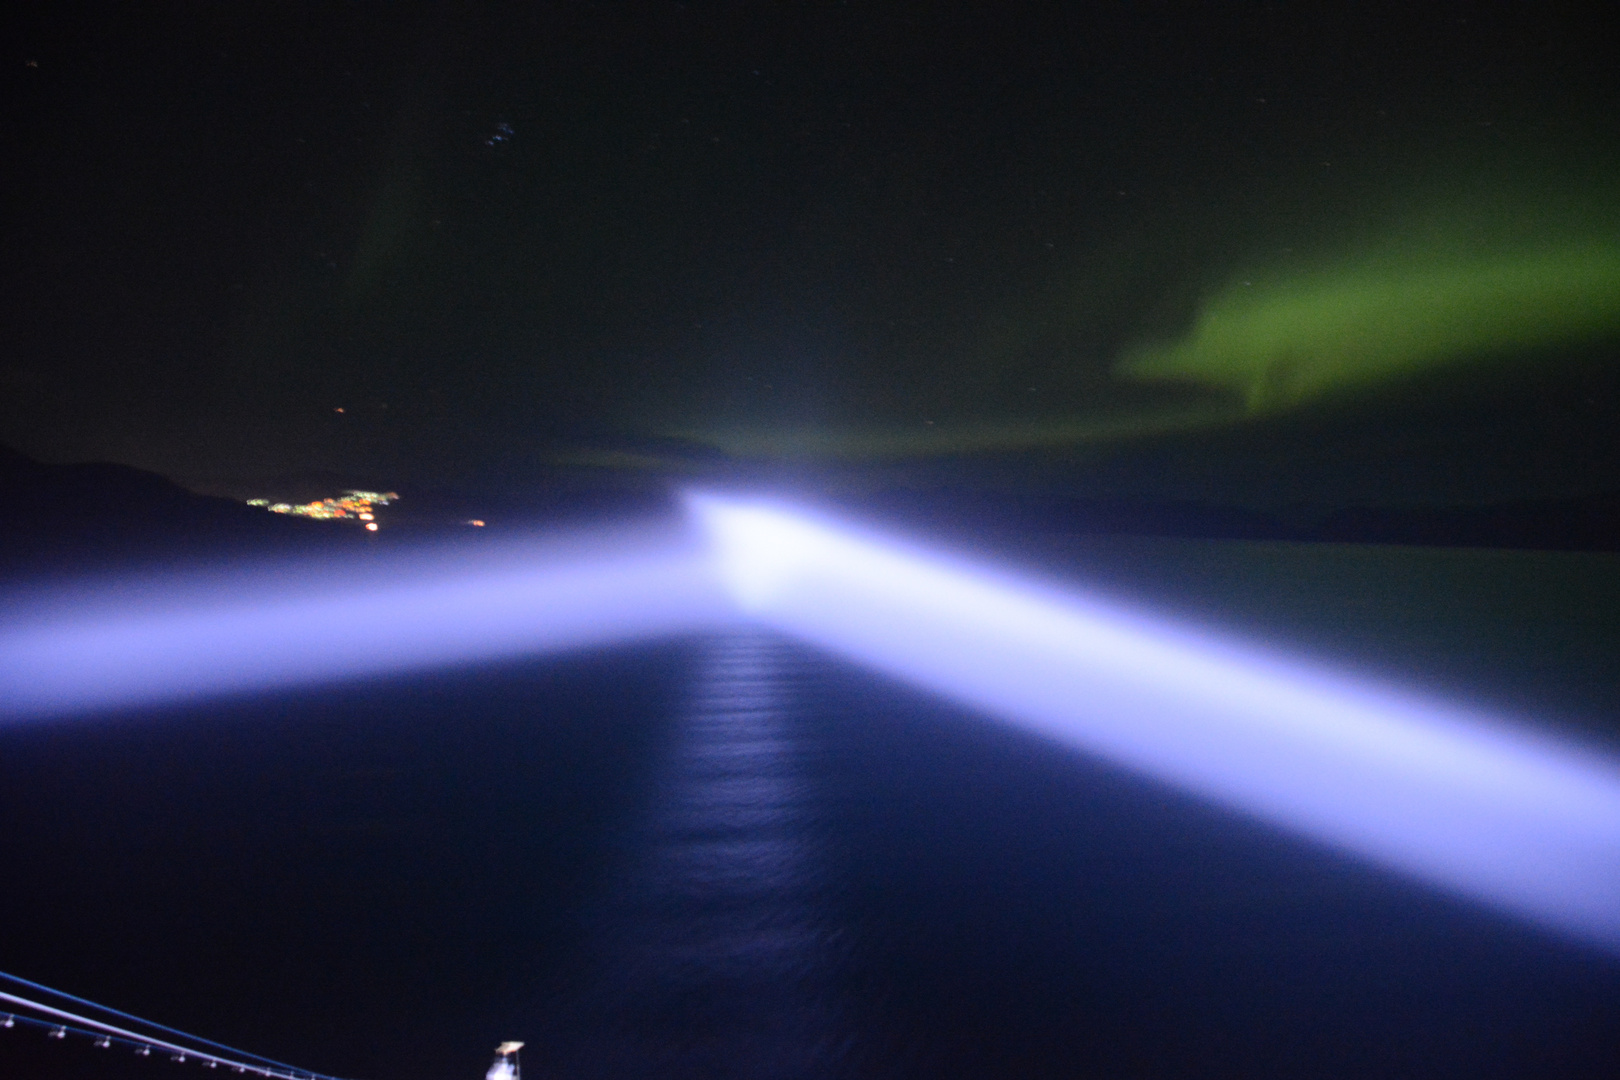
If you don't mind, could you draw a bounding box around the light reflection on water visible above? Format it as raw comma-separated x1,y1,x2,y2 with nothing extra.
524,630,1620,1079
554,633,850,1078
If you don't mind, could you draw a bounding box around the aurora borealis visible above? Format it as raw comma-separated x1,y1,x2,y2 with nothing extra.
1116,237,1620,413
2,3,1617,509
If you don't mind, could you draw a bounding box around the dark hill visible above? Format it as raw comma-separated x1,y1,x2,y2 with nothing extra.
0,445,353,584
1312,494,1620,552
6,444,1619,593
836,480,1620,553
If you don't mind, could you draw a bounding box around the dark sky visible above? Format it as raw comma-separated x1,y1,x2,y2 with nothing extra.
4,1,1618,502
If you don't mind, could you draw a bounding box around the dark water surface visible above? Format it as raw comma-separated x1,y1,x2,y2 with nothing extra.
5,542,1620,1079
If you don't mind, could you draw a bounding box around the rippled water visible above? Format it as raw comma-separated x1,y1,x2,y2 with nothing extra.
551,634,848,1077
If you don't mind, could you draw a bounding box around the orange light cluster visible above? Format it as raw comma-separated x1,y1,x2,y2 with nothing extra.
247,490,398,527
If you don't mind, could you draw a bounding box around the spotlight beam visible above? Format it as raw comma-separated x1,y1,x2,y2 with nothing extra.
4,499,1619,954
0,526,737,720
688,494,1620,953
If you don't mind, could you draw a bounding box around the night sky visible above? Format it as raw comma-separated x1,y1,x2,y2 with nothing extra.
4,2,1619,501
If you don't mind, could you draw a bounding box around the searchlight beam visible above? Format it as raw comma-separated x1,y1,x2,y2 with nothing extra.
3,496,1619,954
0,526,736,720
687,494,1620,954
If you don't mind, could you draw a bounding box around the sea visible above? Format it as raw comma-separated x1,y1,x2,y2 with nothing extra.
4,537,1620,1079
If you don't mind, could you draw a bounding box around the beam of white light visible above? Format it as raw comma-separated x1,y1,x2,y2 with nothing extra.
6,498,1620,953
687,493,1620,953
0,524,737,721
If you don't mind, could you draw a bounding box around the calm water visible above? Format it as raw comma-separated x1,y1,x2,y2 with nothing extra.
523,632,1620,1080
540,633,848,1077
5,542,1620,1079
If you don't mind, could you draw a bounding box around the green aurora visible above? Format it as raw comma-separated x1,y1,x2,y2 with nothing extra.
661,205,1620,464
1116,240,1620,412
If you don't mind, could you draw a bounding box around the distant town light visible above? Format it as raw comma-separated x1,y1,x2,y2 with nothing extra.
365,522,379,532
246,490,397,527
468,520,486,527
